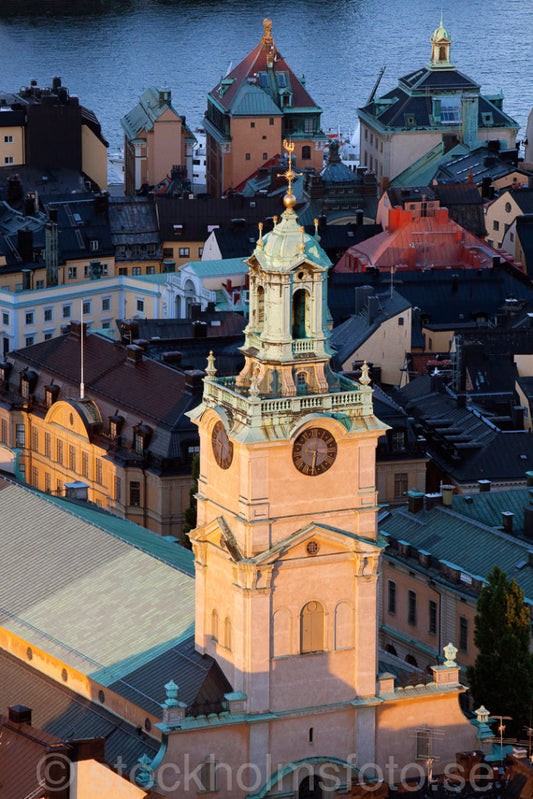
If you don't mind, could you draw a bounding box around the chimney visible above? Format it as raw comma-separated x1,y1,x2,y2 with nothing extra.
7,174,22,205
126,344,143,365
190,304,202,320
408,490,424,514
441,485,454,507
478,479,491,493
367,295,379,325
425,492,442,510
524,506,533,540
192,321,207,338
501,511,514,534
354,285,373,315
8,705,32,725
184,369,204,393
17,229,34,263
64,482,89,501
68,320,85,340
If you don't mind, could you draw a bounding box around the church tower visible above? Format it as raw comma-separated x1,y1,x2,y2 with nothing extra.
188,145,388,751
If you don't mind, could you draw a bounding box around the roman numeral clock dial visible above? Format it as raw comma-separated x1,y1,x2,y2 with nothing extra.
212,420,233,469
292,427,337,476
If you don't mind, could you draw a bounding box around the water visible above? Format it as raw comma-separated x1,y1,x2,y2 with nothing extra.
0,0,531,152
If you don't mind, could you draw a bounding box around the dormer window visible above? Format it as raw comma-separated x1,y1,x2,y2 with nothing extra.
133,422,152,454
45,383,59,408
109,414,124,439
20,369,37,399
0,362,12,385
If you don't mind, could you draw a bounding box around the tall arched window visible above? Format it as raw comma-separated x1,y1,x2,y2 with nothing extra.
257,285,265,332
224,617,232,651
184,279,196,317
296,371,308,396
439,45,446,61
292,289,309,339
301,601,325,653
211,609,218,642
302,145,311,160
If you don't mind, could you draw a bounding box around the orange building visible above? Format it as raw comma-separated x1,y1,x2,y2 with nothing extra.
203,19,328,197
121,87,196,196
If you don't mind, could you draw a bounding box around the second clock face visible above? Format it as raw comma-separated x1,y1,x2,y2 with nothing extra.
212,420,233,469
292,427,337,476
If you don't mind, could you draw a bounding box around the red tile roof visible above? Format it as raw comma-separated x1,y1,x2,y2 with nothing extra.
209,30,319,113
335,206,524,274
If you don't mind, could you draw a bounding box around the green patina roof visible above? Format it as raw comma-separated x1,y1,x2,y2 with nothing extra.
255,205,331,272
230,82,282,117
0,480,195,688
182,257,249,277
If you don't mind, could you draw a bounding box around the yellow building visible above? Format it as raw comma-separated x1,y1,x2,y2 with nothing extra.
0,326,201,538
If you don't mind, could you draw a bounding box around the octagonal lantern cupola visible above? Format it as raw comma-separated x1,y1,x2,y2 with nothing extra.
236,140,338,398
429,15,453,69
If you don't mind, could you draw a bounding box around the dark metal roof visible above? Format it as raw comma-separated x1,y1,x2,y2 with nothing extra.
0,649,159,773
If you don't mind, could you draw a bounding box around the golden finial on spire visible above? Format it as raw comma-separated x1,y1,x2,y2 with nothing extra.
257,221,264,248
299,226,305,253
282,138,297,210
314,218,319,238
262,18,274,44
273,215,278,225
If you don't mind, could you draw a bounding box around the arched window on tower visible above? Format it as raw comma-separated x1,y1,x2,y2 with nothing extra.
439,45,446,61
296,371,308,396
292,289,309,339
257,285,265,332
301,601,325,653
302,145,311,160
211,609,219,642
224,617,232,651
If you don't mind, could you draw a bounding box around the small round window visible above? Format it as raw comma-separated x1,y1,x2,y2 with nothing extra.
505,202,512,213
26,647,33,661
98,690,105,704
61,668,68,682
306,541,319,556
69,413,74,426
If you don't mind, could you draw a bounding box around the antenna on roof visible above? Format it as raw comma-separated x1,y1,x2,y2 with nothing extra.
80,299,85,400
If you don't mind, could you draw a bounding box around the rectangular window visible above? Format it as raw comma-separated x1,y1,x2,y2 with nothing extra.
68,267,77,279
387,580,396,615
36,280,44,290
114,475,121,502
119,267,128,276
25,336,34,347
44,332,53,340
408,590,417,626
493,220,499,231
56,439,63,465
146,266,155,274
102,298,111,311
245,153,251,160
269,117,274,125
459,616,468,652
95,458,103,485
25,312,34,325
250,121,255,128
63,305,71,319
102,321,110,329
178,248,190,257
90,239,99,251
32,466,38,487
45,472,51,493
129,481,141,507
132,267,141,276
263,152,268,160
32,428,38,453
429,600,437,635
44,308,53,322
162,247,173,257
4,157,14,164
136,299,144,313
45,433,51,458
81,451,89,478
1,419,7,443
4,135,13,143
69,445,76,472
82,300,91,316
394,472,408,499
440,96,461,123
199,760,217,792
198,247,203,257
416,730,431,760
2,312,8,326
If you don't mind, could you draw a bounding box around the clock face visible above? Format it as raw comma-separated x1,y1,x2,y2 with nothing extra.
212,420,233,469
292,427,337,476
